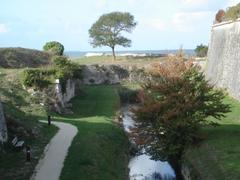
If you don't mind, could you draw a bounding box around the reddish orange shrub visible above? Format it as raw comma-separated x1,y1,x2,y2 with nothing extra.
215,9,226,23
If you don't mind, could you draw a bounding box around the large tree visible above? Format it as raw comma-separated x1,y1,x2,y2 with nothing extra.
89,12,137,60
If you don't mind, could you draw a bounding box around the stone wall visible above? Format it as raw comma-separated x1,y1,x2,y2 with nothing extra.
206,20,240,100
81,64,148,85
54,64,149,112
0,102,8,142
54,65,130,111
55,79,76,109
81,65,129,85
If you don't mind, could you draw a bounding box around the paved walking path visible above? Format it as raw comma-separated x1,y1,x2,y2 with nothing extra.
31,121,78,180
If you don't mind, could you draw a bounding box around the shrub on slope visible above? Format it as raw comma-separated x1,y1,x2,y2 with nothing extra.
0,47,52,68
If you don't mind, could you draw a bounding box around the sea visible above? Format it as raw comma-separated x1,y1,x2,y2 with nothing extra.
64,49,195,58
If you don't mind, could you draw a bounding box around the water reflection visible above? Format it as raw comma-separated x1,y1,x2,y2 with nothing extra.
121,106,176,180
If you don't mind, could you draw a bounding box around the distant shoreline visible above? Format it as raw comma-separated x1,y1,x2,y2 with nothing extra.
65,49,195,58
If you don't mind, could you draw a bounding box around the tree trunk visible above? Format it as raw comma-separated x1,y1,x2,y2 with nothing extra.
111,46,116,60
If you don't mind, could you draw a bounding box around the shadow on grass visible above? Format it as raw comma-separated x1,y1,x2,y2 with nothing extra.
58,84,139,120
57,85,121,120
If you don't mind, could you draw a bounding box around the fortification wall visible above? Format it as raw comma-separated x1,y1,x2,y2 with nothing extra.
206,19,240,100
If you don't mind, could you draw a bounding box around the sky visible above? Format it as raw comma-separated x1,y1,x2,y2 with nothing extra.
0,0,239,51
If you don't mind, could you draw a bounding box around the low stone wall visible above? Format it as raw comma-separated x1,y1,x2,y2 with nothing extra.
81,64,129,85
53,64,148,112
0,102,8,143
81,64,149,85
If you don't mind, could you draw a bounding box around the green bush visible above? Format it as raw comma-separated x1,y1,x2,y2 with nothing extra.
53,56,74,79
52,56,82,93
53,56,82,79
195,44,208,57
22,69,55,89
22,56,82,92
43,41,64,56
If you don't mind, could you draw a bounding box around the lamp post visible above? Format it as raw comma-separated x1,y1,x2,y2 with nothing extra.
48,115,51,125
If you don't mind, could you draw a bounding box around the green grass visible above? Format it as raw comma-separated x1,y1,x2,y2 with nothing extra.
71,55,167,68
184,96,240,180
54,86,129,180
0,68,58,180
0,124,58,180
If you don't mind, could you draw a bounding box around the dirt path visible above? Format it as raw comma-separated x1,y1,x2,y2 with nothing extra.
31,121,78,180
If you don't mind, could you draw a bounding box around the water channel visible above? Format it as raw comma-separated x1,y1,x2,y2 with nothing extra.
121,105,176,180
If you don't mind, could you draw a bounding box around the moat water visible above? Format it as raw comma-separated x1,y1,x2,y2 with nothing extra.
121,106,176,180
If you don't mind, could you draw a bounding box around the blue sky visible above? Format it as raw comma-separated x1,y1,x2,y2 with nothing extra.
0,0,239,51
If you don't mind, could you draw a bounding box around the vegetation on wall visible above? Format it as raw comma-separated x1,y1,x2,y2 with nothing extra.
53,56,82,93
225,3,240,21
22,56,82,91
216,3,240,22
135,60,230,179
21,68,56,89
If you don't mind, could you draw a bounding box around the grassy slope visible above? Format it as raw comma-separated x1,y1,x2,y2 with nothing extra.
184,96,240,180
54,86,129,180
0,48,52,68
0,68,58,180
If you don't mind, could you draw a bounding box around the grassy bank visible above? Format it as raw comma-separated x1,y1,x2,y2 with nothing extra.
54,86,129,180
0,48,51,68
0,124,58,180
0,68,58,180
184,96,240,180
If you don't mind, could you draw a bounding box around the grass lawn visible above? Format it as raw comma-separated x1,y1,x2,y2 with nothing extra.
0,68,58,180
71,55,167,68
184,96,240,180
53,85,129,180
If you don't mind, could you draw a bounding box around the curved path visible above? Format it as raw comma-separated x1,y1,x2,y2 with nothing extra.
31,121,78,180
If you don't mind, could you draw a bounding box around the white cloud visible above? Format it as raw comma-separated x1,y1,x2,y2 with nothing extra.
182,0,208,6
0,24,8,33
172,11,214,32
95,0,107,8
181,0,222,12
142,18,167,31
